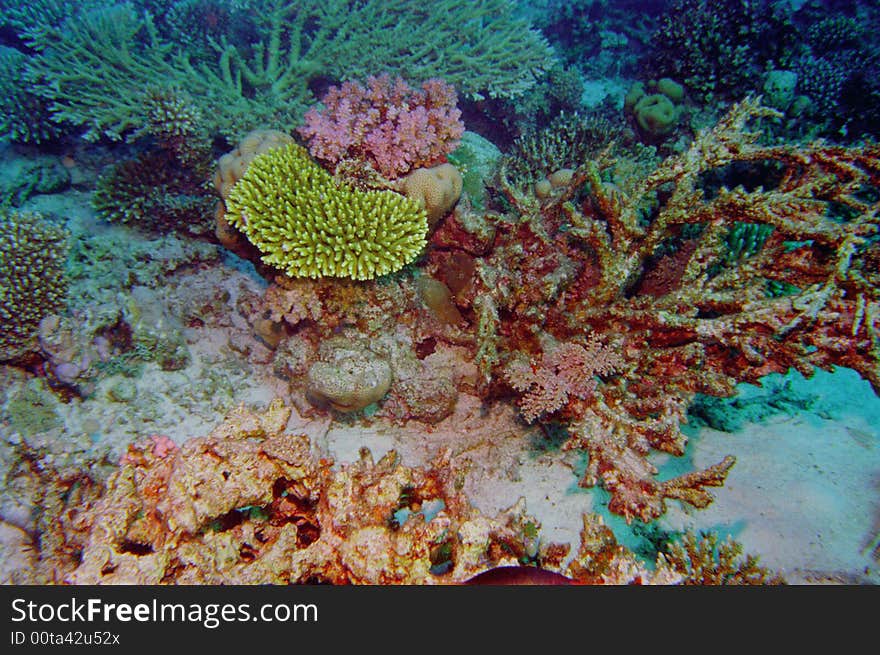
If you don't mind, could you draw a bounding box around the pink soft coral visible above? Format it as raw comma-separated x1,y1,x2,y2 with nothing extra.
298,74,464,179
504,338,624,423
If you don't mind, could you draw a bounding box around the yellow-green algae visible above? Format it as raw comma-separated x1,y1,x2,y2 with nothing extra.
224,143,428,281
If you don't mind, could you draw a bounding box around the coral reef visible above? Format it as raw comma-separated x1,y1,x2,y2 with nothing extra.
299,75,465,180
0,210,69,363
223,143,429,280
4,0,879,589
483,97,880,523
4,399,780,585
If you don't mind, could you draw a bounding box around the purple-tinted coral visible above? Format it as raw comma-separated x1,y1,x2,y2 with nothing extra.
298,74,464,180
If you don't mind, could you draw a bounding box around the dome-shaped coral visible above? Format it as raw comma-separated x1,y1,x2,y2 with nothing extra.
306,340,393,412
396,163,463,229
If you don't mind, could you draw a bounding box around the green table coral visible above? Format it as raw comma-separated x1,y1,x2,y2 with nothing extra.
224,143,428,281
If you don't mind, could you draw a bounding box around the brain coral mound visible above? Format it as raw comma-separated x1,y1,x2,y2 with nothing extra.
224,143,429,281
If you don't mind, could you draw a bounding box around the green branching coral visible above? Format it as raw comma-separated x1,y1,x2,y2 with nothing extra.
0,47,63,143
0,210,69,362
25,4,184,142
92,149,216,237
0,0,99,39
224,143,428,280
315,0,556,100
22,0,556,144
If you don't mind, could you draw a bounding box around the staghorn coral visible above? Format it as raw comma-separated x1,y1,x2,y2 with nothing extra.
0,0,99,39
135,87,215,178
92,149,217,237
481,97,880,523
23,0,555,144
25,5,187,142
223,142,429,281
0,47,64,143
299,74,465,180
0,210,69,363
314,0,556,101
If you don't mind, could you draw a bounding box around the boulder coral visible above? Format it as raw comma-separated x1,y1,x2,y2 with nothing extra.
396,163,464,229
306,339,393,413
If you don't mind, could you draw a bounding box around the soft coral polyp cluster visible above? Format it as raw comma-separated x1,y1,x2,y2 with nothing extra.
298,74,464,180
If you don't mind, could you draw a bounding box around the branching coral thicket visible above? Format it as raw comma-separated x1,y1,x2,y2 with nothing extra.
649,0,795,100
482,97,880,523
314,0,555,101
25,4,191,142
0,47,63,143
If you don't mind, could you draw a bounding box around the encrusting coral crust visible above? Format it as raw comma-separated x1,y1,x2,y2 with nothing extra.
60,402,558,584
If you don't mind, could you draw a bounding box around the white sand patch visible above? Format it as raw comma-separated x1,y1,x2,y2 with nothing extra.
661,412,880,583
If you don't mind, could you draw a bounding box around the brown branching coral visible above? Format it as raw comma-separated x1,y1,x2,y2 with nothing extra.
483,97,880,523
656,531,785,585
